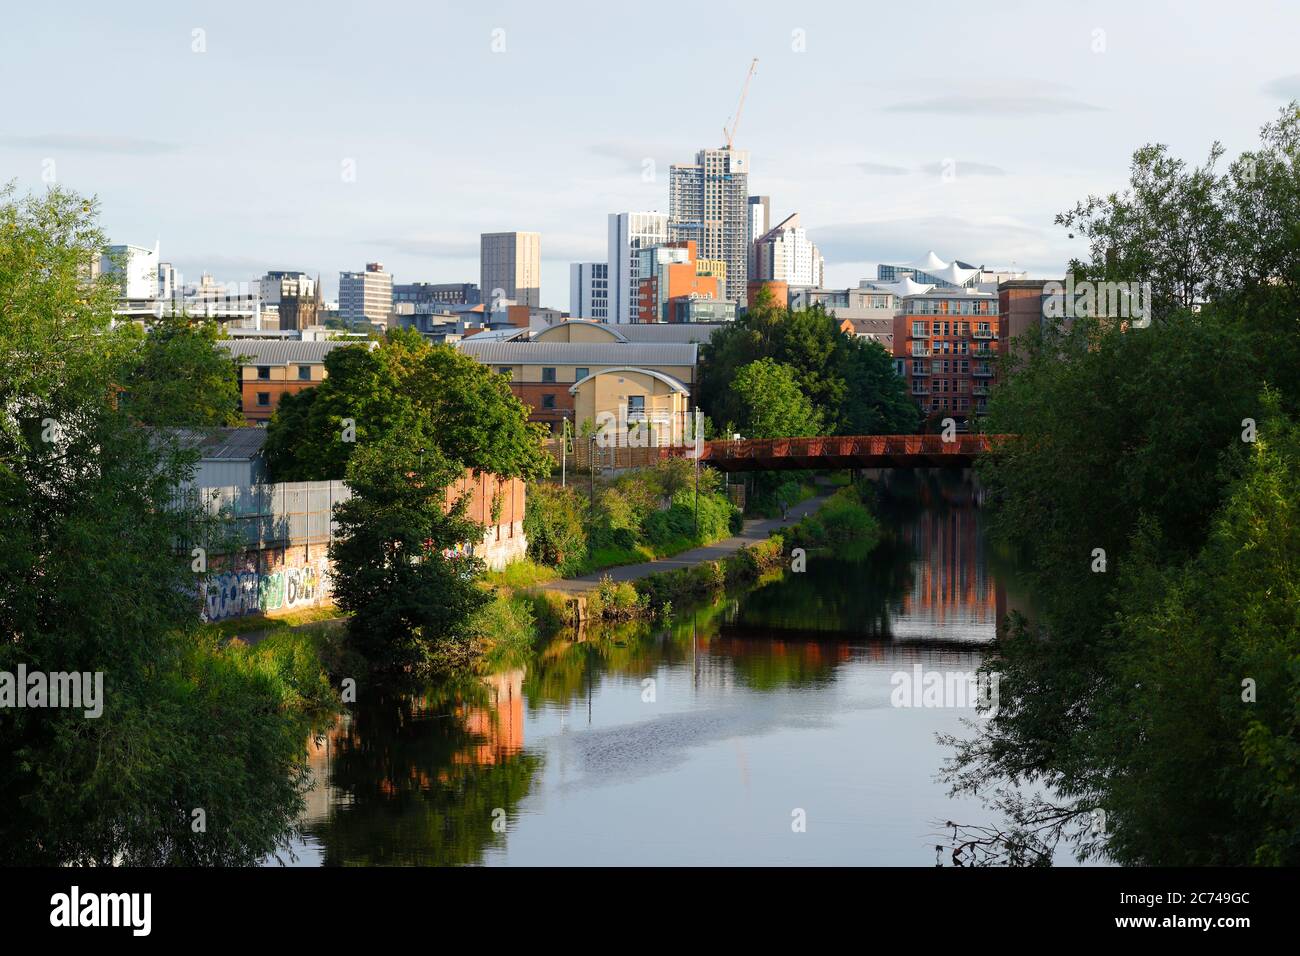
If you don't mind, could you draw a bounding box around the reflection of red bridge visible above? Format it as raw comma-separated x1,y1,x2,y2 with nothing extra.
659,434,1002,472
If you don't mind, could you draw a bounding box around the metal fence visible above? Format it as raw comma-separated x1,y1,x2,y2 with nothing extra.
171,480,352,553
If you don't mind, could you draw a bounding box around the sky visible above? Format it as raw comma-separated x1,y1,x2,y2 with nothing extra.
3,0,1299,308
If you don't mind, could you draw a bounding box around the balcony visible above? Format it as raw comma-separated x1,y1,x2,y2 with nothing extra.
972,329,995,340
911,346,932,357
972,366,994,378
971,384,990,396
973,347,996,358
910,367,931,376
911,386,931,396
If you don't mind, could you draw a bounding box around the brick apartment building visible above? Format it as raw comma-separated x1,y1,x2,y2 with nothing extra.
218,339,362,423
998,278,1054,360
891,290,1001,426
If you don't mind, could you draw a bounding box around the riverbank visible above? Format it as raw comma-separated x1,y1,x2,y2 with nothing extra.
540,491,830,595
277,470,999,867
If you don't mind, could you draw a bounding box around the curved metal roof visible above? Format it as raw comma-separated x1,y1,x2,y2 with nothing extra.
568,366,690,395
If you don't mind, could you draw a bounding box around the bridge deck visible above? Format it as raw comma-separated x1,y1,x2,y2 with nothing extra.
659,434,999,471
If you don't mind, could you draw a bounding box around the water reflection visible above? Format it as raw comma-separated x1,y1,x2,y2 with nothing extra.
278,470,1035,866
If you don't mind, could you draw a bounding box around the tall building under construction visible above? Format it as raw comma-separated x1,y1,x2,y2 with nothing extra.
668,148,751,307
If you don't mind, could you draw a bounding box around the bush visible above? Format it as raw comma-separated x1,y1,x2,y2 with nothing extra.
642,489,739,549
467,593,537,650
785,484,878,550
525,590,570,635
588,575,648,622
525,482,588,574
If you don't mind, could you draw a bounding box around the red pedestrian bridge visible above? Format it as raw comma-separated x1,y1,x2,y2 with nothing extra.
658,434,1004,472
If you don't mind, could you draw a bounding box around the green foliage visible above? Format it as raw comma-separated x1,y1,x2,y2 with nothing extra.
699,285,918,435
522,590,569,636
468,593,540,667
484,558,560,590
265,328,552,675
264,328,552,482
586,575,648,622
635,535,786,610
1098,400,1300,865
642,487,738,548
328,436,489,674
524,482,588,574
0,185,328,865
523,461,739,578
119,316,242,426
748,477,813,519
946,105,1300,866
785,484,879,549
730,357,823,438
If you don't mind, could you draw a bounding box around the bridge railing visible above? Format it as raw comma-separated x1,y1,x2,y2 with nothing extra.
697,434,995,461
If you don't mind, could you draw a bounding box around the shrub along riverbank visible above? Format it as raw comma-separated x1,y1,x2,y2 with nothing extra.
577,479,882,623
236,473,881,680
523,458,742,577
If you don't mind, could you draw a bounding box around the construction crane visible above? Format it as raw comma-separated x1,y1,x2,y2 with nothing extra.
722,57,758,150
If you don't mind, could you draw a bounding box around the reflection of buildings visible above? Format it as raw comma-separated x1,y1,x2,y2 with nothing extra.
299,669,526,827
457,669,525,765
892,503,1003,643
303,715,348,826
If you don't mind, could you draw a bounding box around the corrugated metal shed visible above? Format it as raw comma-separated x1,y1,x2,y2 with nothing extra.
152,426,269,487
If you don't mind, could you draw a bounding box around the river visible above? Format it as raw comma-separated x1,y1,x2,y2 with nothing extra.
270,471,1043,866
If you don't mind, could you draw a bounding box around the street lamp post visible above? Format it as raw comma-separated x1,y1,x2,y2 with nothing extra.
560,415,568,488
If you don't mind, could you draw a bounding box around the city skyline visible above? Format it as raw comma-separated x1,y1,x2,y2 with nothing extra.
3,0,1300,307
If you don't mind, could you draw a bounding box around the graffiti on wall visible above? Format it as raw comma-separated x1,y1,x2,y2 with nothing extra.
201,559,332,622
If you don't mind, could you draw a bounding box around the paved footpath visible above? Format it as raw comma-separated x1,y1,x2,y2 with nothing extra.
542,492,829,596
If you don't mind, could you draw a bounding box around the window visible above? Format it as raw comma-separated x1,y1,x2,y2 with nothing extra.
298,365,311,381
541,394,556,409
575,367,589,382
627,395,646,415
541,367,557,383
256,392,271,407
257,366,271,380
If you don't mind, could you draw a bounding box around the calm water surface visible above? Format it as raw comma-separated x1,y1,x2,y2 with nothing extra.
273,473,1041,866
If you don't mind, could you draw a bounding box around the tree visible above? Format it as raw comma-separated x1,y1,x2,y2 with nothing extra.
265,329,552,672
0,185,328,865
118,316,242,426
730,357,823,438
841,337,921,435
945,104,1300,866
328,436,490,673
698,286,916,435
264,329,552,483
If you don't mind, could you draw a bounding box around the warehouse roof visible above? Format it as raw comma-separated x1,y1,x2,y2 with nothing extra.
217,339,366,366
457,339,698,366
149,426,268,460
530,319,723,345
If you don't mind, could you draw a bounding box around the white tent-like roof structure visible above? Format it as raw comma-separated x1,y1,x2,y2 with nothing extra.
866,277,935,297
912,250,949,272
